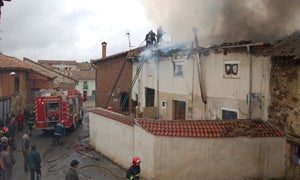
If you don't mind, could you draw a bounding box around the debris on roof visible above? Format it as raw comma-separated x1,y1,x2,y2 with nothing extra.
264,30,300,60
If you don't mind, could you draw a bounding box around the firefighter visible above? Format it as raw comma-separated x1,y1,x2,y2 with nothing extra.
157,25,165,44
145,30,156,46
54,121,65,145
126,156,141,180
1,126,16,150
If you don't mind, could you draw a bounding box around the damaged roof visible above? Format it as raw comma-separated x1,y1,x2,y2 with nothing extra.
135,119,284,138
265,30,300,60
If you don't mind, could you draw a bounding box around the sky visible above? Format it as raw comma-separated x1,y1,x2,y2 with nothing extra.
0,0,299,62
0,0,156,62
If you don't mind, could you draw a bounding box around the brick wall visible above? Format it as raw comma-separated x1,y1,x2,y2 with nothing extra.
95,55,133,112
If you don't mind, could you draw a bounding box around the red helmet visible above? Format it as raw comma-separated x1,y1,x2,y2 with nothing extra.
1,127,8,133
106,106,112,111
132,156,141,165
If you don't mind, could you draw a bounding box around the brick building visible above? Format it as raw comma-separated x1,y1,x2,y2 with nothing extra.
92,42,143,114
0,54,55,122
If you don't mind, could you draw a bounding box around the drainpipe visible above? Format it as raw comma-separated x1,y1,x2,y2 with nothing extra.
156,58,160,119
247,45,252,119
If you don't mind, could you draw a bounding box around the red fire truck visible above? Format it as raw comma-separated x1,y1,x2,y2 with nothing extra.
34,89,83,131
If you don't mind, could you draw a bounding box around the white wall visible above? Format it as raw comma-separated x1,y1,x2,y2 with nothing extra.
89,111,133,166
89,111,286,180
76,79,96,97
132,51,271,120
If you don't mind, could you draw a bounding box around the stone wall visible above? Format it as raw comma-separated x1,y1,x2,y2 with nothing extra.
268,57,300,136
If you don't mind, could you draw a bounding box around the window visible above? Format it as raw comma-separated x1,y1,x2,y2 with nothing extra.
14,77,20,92
83,81,88,89
224,60,239,78
221,108,238,119
290,143,300,165
145,88,155,107
92,90,96,96
161,100,167,108
173,61,183,76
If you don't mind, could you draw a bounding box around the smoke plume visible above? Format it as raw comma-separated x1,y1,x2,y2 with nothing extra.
142,0,300,45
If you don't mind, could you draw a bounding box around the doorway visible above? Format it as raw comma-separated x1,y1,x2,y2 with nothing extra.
173,100,186,120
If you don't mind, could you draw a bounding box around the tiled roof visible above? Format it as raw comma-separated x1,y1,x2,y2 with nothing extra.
38,60,78,65
89,108,134,126
135,119,284,138
24,57,78,82
265,30,300,60
71,70,95,80
0,54,55,78
92,46,145,64
77,63,93,71
0,53,31,70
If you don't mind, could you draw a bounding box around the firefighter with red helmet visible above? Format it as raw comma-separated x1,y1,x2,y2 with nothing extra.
126,156,141,180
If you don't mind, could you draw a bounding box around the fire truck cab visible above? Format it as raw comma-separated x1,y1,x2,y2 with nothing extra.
34,89,83,131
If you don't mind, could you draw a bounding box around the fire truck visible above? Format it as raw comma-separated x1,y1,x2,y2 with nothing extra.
34,89,83,131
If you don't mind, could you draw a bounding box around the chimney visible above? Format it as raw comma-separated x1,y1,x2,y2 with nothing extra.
101,41,107,58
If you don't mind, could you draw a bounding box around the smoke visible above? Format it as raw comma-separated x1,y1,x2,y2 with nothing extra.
142,0,300,46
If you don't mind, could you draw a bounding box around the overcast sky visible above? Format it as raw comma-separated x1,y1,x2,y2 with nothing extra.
1,0,299,62
0,0,156,62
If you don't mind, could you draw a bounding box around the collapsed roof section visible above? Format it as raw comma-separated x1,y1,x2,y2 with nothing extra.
264,30,300,60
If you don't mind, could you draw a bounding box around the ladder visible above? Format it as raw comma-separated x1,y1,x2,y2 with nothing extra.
121,60,145,109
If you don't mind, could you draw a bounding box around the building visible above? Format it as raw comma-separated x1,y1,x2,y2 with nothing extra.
71,69,96,100
265,30,300,178
24,58,78,90
132,41,270,120
0,54,55,122
92,42,143,114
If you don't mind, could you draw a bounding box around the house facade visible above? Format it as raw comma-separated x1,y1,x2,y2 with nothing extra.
71,70,96,100
132,42,270,121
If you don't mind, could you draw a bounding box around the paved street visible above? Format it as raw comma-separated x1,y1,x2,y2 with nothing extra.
10,101,128,180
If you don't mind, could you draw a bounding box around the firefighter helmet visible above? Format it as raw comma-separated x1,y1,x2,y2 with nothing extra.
106,106,112,111
132,156,141,165
1,126,8,133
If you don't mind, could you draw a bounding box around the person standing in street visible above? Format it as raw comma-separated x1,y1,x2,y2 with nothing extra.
27,144,41,180
28,111,35,136
16,111,25,131
126,156,141,180
65,159,80,180
0,144,15,180
54,121,65,145
22,131,30,171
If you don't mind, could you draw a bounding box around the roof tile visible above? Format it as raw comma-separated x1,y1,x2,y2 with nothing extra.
135,119,284,138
